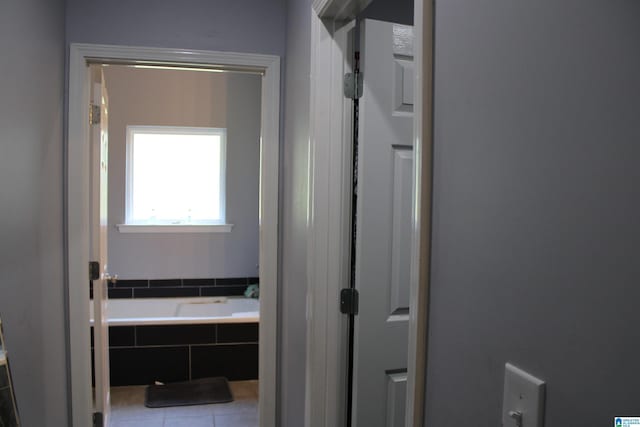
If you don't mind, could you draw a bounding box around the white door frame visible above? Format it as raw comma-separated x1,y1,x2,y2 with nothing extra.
304,14,355,427
305,0,433,426
67,43,280,427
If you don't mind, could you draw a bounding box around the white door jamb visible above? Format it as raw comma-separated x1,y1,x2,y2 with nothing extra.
406,0,434,426
67,43,280,427
305,13,354,427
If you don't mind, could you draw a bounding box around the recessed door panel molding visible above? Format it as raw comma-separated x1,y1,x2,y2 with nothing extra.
392,24,414,57
385,370,408,427
393,58,415,116
392,23,414,117
389,147,413,320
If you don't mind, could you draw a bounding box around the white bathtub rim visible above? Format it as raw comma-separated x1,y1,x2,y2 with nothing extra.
89,296,260,326
95,314,260,326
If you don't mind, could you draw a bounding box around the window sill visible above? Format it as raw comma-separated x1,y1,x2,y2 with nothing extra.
116,224,234,234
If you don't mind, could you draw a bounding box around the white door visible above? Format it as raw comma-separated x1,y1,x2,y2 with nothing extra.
90,66,111,426
352,19,414,427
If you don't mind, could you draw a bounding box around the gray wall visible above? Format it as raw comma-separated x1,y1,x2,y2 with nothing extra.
104,66,261,279
66,0,285,56
0,1,68,426
280,0,311,424
427,1,640,425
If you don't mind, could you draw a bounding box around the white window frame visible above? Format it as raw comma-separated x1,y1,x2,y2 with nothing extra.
118,125,233,233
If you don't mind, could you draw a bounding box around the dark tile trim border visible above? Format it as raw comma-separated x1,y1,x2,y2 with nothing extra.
104,276,259,299
114,279,148,288
133,288,199,298
149,279,182,288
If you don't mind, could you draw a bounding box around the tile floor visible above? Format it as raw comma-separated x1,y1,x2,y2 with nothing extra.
109,380,259,427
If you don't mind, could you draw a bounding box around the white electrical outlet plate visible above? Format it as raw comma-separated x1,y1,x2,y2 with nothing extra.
502,363,546,427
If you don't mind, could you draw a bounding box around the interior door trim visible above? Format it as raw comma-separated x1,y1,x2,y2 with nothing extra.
405,1,434,426
305,16,355,427
67,43,280,427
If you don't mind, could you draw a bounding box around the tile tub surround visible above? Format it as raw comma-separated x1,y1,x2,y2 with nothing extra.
92,323,258,386
90,277,259,300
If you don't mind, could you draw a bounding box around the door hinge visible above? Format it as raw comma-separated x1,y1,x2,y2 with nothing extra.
89,104,101,125
344,72,363,100
340,288,359,315
89,261,100,281
93,412,104,427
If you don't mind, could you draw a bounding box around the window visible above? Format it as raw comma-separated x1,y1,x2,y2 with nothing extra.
119,126,231,233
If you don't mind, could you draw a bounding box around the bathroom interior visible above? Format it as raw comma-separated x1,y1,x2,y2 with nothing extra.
89,63,263,427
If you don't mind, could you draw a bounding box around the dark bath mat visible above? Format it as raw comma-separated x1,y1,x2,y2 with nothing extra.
144,377,234,408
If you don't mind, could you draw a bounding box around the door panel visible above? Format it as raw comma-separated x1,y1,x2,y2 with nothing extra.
91,66,111,425
352,19,414,427
389,147,413,319
385,371,408,427
393,59,414,115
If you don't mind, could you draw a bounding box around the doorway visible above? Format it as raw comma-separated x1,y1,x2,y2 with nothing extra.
67,44,280,427
93,62,263,426
305,0,432,425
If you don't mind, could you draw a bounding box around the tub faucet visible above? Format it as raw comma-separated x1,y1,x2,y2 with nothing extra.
244,284,259,299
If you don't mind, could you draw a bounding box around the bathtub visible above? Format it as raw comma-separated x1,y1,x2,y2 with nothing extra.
89,296,259,326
